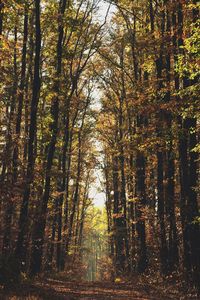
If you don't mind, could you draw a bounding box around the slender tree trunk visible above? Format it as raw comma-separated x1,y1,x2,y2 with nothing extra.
119,108,130,271
46,200,58,270
1,23,18,181
0,0,4,43
155,6,169,273
119,47,130,272
66,131,82,254
13,4,28,181
3,7,29,255
157,150,168,273
56,156,63,271
30,0,67,276
15,0,41,268
112,152,125,275
78,172,90,250
165,4,179,271
183,2,200,288
177,3,200,285
135,148,148,273
171,1,189,275
0,0,4,56
2,24,18,253
149,0,154,33
104,161,114,260
24,11,34,162
57,108,70,271
61,128,73,269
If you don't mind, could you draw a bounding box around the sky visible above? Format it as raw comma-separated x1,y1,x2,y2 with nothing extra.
97,0,116,21
88,1,116,209
89,168,106,209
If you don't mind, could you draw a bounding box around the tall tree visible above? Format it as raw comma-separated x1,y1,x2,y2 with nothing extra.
30,0,67,276
15,0,41,268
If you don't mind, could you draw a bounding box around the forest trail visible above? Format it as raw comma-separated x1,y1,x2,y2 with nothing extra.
0,278,175,300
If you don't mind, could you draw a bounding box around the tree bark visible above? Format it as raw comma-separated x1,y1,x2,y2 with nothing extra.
15,0,41,268
29,0,67,276
13,4,28,181
164,3,179,272
2,24,18,253
112,154,125,275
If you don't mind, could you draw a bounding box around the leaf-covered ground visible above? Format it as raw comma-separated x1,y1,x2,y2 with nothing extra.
0,278,197,300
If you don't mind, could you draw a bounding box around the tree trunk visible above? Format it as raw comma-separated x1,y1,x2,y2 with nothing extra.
135,148,148,273
57,108,70,271
2,24,18,254
15,0,41,268
177,4,200,286
66,130,82,255
29,0,67,276
165,4,179,271
0,0,4,42
13,4,28,181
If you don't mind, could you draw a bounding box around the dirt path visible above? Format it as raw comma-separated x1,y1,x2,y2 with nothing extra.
0,279,177,300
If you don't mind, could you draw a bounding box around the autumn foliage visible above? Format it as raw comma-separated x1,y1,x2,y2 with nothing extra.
0,0,199,296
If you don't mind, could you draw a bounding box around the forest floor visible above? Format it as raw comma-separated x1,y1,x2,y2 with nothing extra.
0,277,198,300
